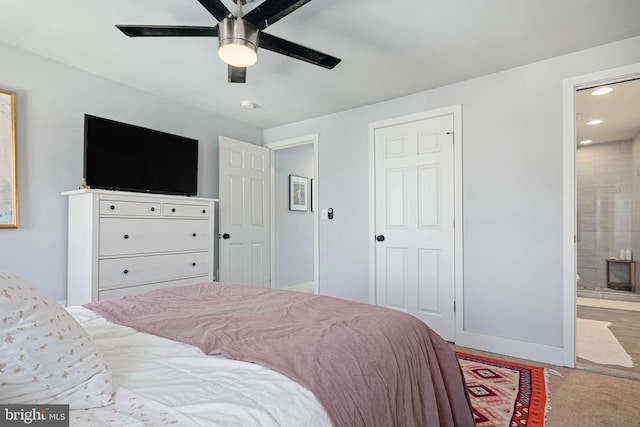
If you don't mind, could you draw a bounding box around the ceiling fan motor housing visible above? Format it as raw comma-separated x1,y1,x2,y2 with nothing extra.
218,17,259,67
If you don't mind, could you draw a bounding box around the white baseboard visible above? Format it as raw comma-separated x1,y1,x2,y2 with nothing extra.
457,330,566,366
281,282,315,293
57,300,67,307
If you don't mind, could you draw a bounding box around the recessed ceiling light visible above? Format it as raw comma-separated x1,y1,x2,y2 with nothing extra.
586,119,603,126
591,87,613,96
579,139,593,144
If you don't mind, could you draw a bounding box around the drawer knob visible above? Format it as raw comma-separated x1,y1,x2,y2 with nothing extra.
150,207,155,212
123,269,129,274
192,262,196,267
172,208,176,213
110,205,115,210
123,234,129,239
192,233,196,237
202,209,206,214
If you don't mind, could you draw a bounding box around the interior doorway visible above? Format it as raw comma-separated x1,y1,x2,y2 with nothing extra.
265,134,319,294
575,78,640,379
575,78,640,301
563,63,640,372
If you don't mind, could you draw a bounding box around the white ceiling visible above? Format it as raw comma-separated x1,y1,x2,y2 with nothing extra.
2,0,640,131
576,78,640,145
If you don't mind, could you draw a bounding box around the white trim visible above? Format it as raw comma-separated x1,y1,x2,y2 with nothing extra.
265,135,317,151
452,105,464,344
368,105,463,342
281,282,316,293
562,62,640,368
265,134,320,294
458,331,565,366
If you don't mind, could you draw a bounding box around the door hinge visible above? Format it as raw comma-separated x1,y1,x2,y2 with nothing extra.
453,301,456,313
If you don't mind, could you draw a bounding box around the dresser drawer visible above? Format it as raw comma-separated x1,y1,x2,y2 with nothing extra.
98,276,210,300
99,218,210,256
99,200,161,216
163,203,212,218
98,251,210,290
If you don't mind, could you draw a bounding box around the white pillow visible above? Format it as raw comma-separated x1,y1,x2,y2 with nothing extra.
0,272,112,409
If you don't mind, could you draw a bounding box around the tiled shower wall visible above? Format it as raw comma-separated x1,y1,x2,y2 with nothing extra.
577,137,640,291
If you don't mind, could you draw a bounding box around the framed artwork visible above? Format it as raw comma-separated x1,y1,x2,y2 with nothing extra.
289,175,308,211
0,89,17,228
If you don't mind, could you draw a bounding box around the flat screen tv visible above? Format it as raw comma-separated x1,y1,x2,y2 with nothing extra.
83,114,198,196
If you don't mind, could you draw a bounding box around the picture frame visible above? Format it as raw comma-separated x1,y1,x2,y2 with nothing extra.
0,89,17,228
289,175,308,211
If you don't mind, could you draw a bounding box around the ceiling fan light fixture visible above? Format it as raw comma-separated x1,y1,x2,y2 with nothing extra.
218,17,258,67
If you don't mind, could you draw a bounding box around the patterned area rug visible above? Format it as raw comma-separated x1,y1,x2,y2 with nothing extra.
456,352,547,427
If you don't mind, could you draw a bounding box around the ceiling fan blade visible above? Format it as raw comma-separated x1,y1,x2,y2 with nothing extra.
259,32,341,69
228,65,247,83
116,25,218,37
244,0,312,30
196,0,231,22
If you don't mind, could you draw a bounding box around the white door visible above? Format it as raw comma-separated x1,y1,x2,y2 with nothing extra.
374,114,455,340
219,136,270,287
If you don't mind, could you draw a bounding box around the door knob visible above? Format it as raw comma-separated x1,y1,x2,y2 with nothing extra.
376,235,385,242
222,233,231,239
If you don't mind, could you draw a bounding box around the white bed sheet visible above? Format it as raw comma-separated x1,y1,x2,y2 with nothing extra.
67,306,332,427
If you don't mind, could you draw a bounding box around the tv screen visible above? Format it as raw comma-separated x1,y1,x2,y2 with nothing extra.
83,114,198,196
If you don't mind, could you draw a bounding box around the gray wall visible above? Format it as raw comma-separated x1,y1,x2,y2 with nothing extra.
0,42,262,301
274,144,314,289
264,36,640,357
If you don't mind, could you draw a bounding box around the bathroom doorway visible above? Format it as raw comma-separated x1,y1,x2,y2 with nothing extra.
575,78,640,302
575,77,640,379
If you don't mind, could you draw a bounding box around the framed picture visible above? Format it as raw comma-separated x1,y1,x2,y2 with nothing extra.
289,175,308,211
0,89,17,228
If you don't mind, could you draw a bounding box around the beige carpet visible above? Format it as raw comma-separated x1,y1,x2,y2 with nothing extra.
576,318,634,367
546,368,640,427
577,297,640,312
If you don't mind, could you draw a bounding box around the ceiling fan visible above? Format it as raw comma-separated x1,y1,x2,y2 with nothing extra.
116,0,341,83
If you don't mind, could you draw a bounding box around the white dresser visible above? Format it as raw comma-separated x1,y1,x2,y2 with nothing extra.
64,189,217,306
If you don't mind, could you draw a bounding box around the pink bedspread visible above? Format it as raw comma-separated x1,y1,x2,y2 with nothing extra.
86,283,474,427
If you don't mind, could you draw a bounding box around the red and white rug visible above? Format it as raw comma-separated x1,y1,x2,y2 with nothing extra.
456,352,547,427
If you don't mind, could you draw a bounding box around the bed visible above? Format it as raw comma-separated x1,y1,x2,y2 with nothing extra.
0,272,475,426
